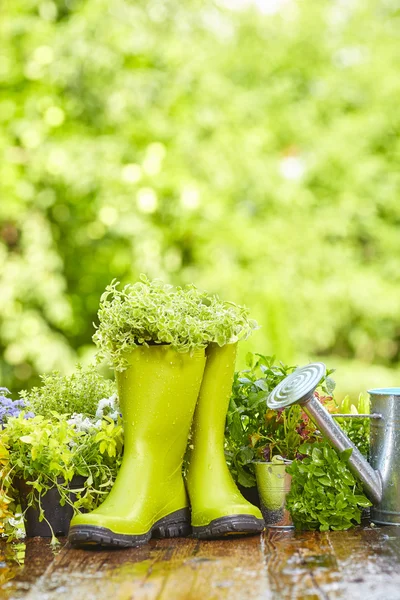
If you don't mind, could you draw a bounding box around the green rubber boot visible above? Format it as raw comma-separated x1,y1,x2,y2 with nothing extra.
69,345,206,547
186,343,265,539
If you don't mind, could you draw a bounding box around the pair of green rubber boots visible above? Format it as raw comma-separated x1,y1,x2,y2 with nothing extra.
68,343,264,547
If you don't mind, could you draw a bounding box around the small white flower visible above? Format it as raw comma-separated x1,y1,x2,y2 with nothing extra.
68,413,96,432
95,395,120,420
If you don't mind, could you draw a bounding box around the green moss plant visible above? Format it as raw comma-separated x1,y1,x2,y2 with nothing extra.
20,365,116,418
93,275,258,370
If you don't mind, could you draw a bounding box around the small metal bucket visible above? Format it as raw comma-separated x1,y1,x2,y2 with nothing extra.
254,461,294,529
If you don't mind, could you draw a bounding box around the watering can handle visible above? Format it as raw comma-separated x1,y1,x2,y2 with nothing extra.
332,413,383,419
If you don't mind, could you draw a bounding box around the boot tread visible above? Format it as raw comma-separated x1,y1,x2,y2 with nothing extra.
192,514,265,539
68,507,191,548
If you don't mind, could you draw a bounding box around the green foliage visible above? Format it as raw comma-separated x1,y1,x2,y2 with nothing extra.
337,394,371,458
0,438,19,538
20,364,116,418
2,0,400,391
4,414,76,484
92,417,122,459
66,416,123,513
94,276,257,370
0,411,123,541
286,442,371,532
225,354,336,487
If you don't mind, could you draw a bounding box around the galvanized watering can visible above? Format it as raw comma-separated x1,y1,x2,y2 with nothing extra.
267,363,400,526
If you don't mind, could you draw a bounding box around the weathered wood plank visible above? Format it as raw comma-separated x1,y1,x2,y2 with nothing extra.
264,529,330,599
263,525,400,600
0,538,58,598
1,526,400,599
327,525,400,599
18,536,270,600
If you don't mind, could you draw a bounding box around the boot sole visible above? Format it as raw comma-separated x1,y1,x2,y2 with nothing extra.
192,515,265,539
68,507,191,548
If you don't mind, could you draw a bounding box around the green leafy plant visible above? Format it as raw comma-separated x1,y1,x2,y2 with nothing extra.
20,365,116,418
225,354,336,487
94,276,258,370
65,415,123,513
338,394,370,458
0,410,123,543
0,364,122,541
286,442,371,531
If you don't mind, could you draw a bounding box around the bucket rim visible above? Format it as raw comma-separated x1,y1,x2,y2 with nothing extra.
252,459,293,465
368,387,400,395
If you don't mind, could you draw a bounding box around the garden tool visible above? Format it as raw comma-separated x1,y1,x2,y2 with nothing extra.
186,343,265,538
68,345,206,547
267,362,400,526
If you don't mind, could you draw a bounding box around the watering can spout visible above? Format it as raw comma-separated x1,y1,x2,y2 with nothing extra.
267,363,383,506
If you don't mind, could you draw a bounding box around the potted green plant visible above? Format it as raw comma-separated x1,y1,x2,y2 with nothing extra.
225,355,334,483
0,368,123,543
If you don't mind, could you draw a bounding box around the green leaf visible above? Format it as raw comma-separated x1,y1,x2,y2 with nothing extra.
340,448,353,462
354,495,372,507
314,468,326,476
19,435,33,444
237,465,256,488
312,447,323,464
245,353,254,368
230,413,244,444
254,379,268,391
324,377,336,395
298,443,312,455
318,477,331,486
239,446,254,463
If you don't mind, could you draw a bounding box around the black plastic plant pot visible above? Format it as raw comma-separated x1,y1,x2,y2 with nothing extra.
16,476,86,538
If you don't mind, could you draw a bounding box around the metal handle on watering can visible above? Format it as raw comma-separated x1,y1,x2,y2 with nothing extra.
332,414,383,419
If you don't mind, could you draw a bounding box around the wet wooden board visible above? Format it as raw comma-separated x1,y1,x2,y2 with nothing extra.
1,525,400,599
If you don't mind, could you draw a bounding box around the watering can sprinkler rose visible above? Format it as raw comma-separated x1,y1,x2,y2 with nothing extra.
267,363,400,526
68,277,264,548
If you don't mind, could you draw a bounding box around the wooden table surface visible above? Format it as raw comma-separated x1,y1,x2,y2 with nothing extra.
1,525,400,600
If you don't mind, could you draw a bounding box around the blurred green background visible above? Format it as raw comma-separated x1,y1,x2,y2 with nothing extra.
1,0,400,398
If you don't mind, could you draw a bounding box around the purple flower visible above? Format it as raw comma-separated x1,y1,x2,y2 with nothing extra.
0,391,34,425
262,446,271,462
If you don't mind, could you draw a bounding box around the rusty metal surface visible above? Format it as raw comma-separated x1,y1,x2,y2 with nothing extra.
1,526,400,599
